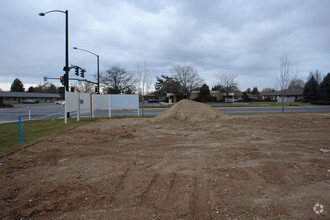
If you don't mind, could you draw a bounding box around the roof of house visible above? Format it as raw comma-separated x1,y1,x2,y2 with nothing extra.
0,91,60,98
234,90,243,96
262,89,303,96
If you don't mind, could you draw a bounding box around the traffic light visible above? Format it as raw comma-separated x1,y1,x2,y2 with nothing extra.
75,66,79,76
58,86,65,99
64,73,68,89
60,75,65,85
81,69,86,78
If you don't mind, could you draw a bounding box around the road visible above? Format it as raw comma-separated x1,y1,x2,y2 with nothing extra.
1,103,330,123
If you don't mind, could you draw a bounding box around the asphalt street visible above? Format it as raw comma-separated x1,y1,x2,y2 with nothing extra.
1,103,330,123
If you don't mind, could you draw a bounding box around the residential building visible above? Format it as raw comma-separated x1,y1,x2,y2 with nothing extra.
0,91,60,104
261,89,303,102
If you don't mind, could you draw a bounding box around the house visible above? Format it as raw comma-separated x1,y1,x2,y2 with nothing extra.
190,90,224,101
190,90,243,102
210,91,224,101
0,91,61,104
142,93,166,102
261,89,303,102
246,93,263,101
189,91,199,100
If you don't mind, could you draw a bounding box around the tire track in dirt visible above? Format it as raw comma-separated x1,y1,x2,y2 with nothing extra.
110,167,129,204
188,176,198,218
182,133,213,219
136,173,159,205
191,145,213,219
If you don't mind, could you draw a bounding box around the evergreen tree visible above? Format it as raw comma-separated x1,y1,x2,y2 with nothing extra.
27,86,35,93
199,84,211,102
251,87,259,95
303,74,319,102
212,85,225,92
154,75,183,97
10,78,25,92
242,92,250,102
319,73,330,101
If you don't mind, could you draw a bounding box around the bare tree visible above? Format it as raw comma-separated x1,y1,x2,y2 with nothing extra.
276,56,297,112
214,72,238,100
134,61,152,115
261,88,275,93
171,64,204,98
74,82,93,93
100,65,136,94
288,79,304,90
33,82,57,93
313,69,322,83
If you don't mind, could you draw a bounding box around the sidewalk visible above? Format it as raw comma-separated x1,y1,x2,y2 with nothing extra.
12,102,57,108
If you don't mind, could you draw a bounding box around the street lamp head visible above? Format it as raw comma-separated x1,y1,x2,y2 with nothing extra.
39,12,45,16
73,47,77,49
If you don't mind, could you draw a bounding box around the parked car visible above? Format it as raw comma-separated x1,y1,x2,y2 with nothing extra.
148,99,159,103
22,99,38,104
55,100,65,106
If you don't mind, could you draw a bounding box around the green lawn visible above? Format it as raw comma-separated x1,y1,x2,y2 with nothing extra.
246,102,308,106
210,102,309,107
140,102,309,108
0,118,98,156
0,116,156,157
141,106,170,108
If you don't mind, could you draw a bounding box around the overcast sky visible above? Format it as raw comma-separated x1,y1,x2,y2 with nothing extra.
1,0,329,91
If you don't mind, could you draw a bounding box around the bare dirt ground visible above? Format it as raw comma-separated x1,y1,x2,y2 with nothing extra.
1,113,330,219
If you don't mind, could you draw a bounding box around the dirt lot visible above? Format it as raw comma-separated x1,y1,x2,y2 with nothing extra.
0,113,329,219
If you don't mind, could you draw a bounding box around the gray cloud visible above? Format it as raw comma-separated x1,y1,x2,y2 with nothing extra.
0,0,329,91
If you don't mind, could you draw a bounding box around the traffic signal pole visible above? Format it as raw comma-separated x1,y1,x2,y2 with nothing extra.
39,9,70,120
64,10,70,119
64,10,69,92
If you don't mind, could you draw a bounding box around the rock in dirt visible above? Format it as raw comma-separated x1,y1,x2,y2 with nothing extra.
151,99,222,122
319,148,330,153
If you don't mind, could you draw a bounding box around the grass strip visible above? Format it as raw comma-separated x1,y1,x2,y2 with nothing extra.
0,116,156,157
140,102,309,108
0,117,98,157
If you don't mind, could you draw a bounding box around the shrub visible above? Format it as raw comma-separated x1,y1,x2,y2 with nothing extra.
0,103,13,108
193,97,201,102
310,101,330,105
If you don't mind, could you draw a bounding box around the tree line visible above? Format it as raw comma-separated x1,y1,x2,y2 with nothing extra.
303,71,330,102
6,63,330,104
9,78,58,93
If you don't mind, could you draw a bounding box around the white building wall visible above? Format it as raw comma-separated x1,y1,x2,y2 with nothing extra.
277,97,295,102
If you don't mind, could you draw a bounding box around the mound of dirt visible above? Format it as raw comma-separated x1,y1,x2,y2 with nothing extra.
151,99,222,122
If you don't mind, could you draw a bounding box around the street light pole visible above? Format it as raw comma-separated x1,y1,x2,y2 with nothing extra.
39,10,70,92
73,47,100,94
65,10,69,92
39,9,70,119
97,55,100,94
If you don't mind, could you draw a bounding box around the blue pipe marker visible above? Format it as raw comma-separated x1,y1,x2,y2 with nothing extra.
17,116,24,151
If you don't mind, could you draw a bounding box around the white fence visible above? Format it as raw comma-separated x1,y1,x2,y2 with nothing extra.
65,92,139,123
92,94,139,117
